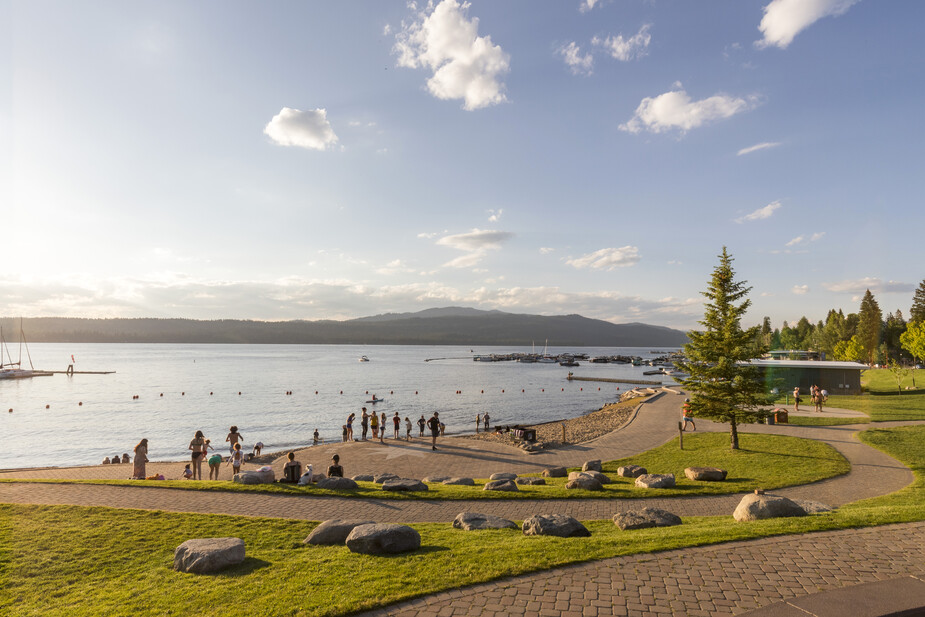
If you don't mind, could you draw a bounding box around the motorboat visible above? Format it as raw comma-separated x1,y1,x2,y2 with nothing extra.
359,356,370,362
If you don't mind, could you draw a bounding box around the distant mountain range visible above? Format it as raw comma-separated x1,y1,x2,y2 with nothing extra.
0,308,690,346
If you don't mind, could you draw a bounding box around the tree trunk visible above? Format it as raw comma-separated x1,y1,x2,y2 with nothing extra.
730,416,739,451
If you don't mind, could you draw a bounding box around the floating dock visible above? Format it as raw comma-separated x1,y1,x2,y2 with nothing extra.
566,374,663,386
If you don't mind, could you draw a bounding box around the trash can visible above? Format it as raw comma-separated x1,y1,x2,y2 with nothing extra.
766,413,775,425
775,410,789,424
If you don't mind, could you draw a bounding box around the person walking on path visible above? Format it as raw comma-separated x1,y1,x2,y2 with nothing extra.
428,412,441,450
369,411,379,441
361,407,369,441
132,438,148,479
405,417,412,441
226,426,243,455
327,454,343,478
188,431,207,480
475,413,481,433
793,387,802,413
483,412,490,431
417,415,426,437
681,399,696,431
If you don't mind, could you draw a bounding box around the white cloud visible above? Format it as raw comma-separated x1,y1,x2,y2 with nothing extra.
579,0,601,13
823,278,915,294
592,24,652,62
756,0,862,49
566,246,640,271
785,235,805,247
264,107,339,151
792,284,809,295
383,24,392,36
737,141,781,156
487,208,503,222
620,85,759,134
436,228,514,268
786,231,825,247
376,259,415,276
558,42,593,76
735,200,781,223
417,231,439,239
539,247,555,255
394,0,510,111
810,231,826,242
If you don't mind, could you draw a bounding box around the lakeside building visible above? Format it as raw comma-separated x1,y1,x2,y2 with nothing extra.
746,359,867,395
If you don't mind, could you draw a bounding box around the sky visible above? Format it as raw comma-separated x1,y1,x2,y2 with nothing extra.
2,0,923,331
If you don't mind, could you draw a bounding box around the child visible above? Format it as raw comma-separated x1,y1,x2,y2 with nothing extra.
228,442,244,476
208,452,223,480
342,425,348,443
405,417,412,441
313,429,320,445
182,464,193,480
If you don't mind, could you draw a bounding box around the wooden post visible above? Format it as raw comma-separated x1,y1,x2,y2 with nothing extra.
678,421,684,450
561,423,566,444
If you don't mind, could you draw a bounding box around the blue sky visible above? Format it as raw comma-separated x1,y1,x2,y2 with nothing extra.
2,0,922,330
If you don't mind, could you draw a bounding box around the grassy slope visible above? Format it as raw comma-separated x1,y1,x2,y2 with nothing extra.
1,433,849,500
1,426,923,617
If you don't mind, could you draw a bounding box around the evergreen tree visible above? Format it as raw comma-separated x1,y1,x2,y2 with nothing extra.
883,310,907,362
674,248,771,451
911,280,925,324
857,290,882,366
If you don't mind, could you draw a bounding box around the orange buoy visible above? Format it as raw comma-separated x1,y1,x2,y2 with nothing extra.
315,391,318,394
415,391,418,394
181,392,185,396
502,389,504,393
522,389,525,392
340,391,343,394
78,402,83,406
7,408,11,413
561,388,564,391
481,390,484,393
210,392,213,395
541,389,544,392
46,404,50,409
238,392,242,395
580,388,583,391
160,393,164,397
366,390,368,394
390,390,393,394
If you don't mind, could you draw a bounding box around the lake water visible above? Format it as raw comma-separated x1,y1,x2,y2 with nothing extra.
0,344,678,469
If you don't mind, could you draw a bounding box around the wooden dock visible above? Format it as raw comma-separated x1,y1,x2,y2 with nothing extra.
566,374,662,386
46,370,116,375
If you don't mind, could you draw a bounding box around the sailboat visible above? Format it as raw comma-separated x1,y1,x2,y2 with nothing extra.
537,339,557,363
0,320,51,380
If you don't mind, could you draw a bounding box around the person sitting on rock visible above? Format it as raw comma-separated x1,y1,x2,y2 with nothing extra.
121,453,130,464
281,451,302,483
102,456,111,465
327,454,343,478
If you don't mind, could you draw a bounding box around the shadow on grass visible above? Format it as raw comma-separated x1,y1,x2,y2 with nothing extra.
214,557,272,576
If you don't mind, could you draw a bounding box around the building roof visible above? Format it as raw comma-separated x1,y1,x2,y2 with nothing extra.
742,359,868,370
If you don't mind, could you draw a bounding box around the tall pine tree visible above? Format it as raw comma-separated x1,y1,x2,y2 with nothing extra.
857,289,882,367
911,279,925,324
675,248,772,450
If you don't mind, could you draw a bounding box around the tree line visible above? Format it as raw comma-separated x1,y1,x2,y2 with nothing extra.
755,279,925,367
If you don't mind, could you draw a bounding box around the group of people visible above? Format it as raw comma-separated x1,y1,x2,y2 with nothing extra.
474,412,490,433
342,408,446,445
185,425,259,480
793,385,827,413
101,452,131,465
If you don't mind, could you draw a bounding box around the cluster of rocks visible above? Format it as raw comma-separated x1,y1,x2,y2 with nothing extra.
303,519,422,554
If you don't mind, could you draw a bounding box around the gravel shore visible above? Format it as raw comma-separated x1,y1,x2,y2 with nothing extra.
463,397,644,449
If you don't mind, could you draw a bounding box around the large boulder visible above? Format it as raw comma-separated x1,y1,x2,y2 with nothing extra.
233,469,275,485
791,499,834,514
489,472,517,481
316,477,359,490
684,467,727,482
345,524,421,555
516,477,546,486
351,474,375,482
580,470,612,484
635,474,676,489
442,477,475,486
542,467,567,478
522,514,591,538
733,493,807,522
613,508,682,531
565,475,603,491
422,476,449,483
453,512,518,531
382,478,429,492
483,479,519,492
582,460,602,472
174,537,245,574
617,465,647,478
303,519,375,545
374,473,400,484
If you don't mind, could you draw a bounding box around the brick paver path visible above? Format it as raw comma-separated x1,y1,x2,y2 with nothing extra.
354,522,925,617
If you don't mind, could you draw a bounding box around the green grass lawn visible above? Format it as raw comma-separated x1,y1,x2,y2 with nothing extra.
2,425,923,617
2,433,849,500
786,415,870,426
862,367,923,394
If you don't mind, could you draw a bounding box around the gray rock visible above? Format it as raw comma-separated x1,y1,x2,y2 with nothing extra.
303,519,375,545
351,474,375,482
580,470,612,484
684,467,728,482
516,477,546,486
634,473,676,489
483,479,519,492
565,475,604,491
345,523,421,555
311,473,326,482
174,537,245,574
567,471,587,481
442,477,475,486
791,499,834,515
733,493,807,522
374,473,400,484
422,476,449,483
489,472,518,481
521,443,543,453
613,508,682,530
381,478,429,492
522,514,591,538
617,465,647,478
316,477,359,490
233,469,275,485
582,460,602,472
453,512,518,531
542,467,567,478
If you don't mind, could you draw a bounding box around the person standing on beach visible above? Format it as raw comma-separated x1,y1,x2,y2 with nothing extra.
427,412,441,450
226,426,243,455
188,430,207,480
132,438,148,479
361,407,369,441
418,415,426,437
483,413,490,431
476,413,481,433
393,412,401,439
346,413,355,441
380,412,387,441
370,412,379,441
405,417,412,441
228,442,244,476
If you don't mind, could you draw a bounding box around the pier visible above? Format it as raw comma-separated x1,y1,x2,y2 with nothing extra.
566,374,663,386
